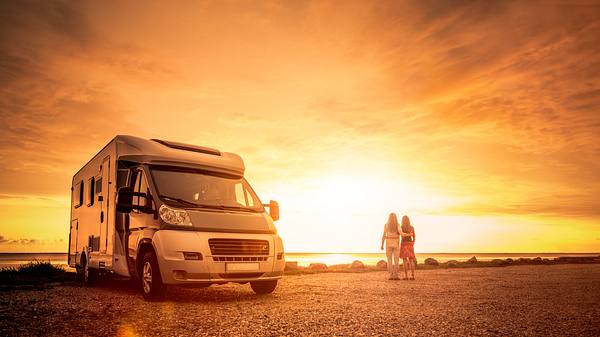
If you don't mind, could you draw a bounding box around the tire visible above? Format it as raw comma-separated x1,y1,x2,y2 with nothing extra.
250,280,278,294
78,256,97,286
140,251,166,301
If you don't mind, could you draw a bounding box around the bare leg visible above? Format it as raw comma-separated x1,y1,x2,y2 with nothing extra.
402,258,408,279
385,247,394,279
392,246,400,279
410,259,415,279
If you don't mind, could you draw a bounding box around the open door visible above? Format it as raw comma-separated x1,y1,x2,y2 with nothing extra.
100,157,111,253
69,219,78,266
112,165,130,277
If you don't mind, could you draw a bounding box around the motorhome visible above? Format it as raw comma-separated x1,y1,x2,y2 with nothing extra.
68,135,284,299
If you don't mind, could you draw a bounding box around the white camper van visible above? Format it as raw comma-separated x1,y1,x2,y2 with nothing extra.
68,135,284,299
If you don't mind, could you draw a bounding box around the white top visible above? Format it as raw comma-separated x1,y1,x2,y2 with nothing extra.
383,223,400,247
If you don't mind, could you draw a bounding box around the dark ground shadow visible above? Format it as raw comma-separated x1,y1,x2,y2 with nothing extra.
79,275,275,303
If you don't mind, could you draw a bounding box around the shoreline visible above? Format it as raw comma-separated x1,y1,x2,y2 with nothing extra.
282,254,600,275
1,255,598,288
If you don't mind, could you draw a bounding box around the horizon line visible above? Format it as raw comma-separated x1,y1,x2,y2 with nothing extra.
1,251,598,255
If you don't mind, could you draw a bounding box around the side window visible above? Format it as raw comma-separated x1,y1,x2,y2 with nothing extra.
95,177,102,194
87,177,95,207
133,170,149,208
73,180,84,208
245,188,255,207
234,183,247,206
116,169,128,188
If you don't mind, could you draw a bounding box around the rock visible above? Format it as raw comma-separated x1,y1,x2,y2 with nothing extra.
491,259,507,266
350,260,365,269
468,256,477,263
554,256,598,264
532,257,543,264
308,263,327,270
505,258,514,264
376,260,388,269
518,258,531,264
424,258,439,266
446,260,459,268
284,261,298,271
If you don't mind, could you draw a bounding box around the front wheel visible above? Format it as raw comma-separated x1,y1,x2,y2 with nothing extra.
250,280,278,294
140,251,166,301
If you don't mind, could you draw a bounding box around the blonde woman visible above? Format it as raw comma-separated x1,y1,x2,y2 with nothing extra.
380,213,411,280
400,215,416,280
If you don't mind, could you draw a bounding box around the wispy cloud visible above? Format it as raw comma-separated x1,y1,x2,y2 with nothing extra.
0,1,599,252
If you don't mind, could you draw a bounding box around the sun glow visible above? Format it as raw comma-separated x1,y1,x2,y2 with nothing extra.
262,169,464,253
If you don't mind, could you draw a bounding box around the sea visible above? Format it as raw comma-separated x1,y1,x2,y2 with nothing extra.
1,252,598,269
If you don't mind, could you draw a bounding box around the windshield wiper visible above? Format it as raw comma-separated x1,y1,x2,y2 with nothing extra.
216,205,261,213
159,196,260,213
158,195,202,207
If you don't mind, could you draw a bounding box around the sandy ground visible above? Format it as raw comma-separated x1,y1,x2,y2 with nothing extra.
1,264,599,337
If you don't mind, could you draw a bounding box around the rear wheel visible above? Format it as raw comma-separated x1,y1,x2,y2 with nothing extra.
250,280,278,294
78,256,97,286
140,251,166,300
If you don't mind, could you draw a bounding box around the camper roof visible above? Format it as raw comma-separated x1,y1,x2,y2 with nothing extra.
115,135,244,177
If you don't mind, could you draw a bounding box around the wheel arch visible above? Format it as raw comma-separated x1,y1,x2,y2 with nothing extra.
136,239,156,277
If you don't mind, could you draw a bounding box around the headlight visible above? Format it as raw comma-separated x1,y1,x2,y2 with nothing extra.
159,204,192,226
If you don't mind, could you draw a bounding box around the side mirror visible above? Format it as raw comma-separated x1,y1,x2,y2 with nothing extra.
117,187,153,214
263,200,279,221
116,187,134,213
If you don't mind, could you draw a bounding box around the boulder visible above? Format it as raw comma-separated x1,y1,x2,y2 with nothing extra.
446,260,459,268
284,261,298,271
532,257,543,264
491,259,508,266
424,258,439,266
505,258,514,264
468,256,477,263
554,256,598,264
308,263,327,270
350,260,365,269
518,258,532,264
376,260,388,269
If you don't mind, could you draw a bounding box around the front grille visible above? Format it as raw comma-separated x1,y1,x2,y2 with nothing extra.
213,256,268,262
208,239,269,256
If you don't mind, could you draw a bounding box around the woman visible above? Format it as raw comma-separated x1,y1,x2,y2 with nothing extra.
399,215,416,280
380,213,412,280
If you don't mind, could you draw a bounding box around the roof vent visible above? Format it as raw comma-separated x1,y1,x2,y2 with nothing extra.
151,139,221,156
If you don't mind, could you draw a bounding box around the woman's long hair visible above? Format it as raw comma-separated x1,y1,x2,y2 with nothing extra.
386,213,400,233
401,215,413,233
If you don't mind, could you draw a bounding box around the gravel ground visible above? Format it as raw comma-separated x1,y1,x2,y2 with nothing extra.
1,264,599,336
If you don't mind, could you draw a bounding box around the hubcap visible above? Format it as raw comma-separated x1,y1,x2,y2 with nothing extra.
142,261,152,294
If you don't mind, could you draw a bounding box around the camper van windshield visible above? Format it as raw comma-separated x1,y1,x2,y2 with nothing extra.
150,168,264,212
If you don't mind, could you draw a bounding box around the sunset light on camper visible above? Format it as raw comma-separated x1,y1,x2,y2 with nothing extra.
0,1,599,255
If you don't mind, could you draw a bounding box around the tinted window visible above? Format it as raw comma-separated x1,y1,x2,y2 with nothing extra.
95,178,102,194
73,181,83,208
87,177,95,206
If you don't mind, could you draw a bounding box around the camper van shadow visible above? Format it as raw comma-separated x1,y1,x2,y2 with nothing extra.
82,276,269,303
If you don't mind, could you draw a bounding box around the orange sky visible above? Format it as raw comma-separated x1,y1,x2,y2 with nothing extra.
0,1,599,253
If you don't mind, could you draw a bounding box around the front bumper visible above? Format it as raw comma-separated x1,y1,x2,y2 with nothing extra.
152,230,285,285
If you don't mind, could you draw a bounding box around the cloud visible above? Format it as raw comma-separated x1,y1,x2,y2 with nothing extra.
0,234,64,245
0,235,36,245
0,0,599,252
